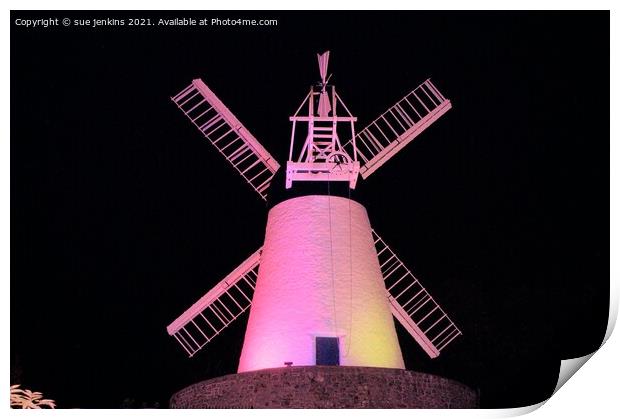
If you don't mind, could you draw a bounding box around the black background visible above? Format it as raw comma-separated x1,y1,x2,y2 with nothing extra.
11,11,609,408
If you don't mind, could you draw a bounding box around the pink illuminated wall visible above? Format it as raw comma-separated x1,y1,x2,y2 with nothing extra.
237,195,405,372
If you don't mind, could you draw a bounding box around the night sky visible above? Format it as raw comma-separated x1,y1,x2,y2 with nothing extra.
11,11,609,408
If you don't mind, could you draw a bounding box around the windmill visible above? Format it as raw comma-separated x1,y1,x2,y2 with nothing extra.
166,51,461,373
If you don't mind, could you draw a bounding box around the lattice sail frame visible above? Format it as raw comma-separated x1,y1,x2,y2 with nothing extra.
343,78,451,179
172,79,280,200
372,230,462,358
166,249,261,357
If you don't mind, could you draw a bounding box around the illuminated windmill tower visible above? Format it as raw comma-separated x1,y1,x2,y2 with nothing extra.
166,52,477,408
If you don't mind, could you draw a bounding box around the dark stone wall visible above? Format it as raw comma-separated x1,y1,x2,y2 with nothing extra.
170,366,478,408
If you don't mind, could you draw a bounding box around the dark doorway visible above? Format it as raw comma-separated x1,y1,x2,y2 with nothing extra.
316,337,340,365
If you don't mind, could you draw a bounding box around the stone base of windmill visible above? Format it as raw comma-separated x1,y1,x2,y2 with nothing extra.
169,366,478,408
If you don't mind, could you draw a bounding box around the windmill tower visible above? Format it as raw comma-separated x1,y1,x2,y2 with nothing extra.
166,52,476,408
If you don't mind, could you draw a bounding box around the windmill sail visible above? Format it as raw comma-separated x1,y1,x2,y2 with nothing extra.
172,79,280,200
167,249,261,357
372,230,461,358
344,79,451,179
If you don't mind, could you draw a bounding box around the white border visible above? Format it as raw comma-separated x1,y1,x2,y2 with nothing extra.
4,2,616,418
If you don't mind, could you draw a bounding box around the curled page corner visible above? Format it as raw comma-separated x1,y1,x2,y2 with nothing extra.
494,294,617,416
554,353,595,394
553,294,617,395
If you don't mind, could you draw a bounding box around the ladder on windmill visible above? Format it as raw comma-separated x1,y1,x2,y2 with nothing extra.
309,121,338,161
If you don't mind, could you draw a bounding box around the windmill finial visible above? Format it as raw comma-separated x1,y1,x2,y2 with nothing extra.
316,51,332,118
317,50,330,85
